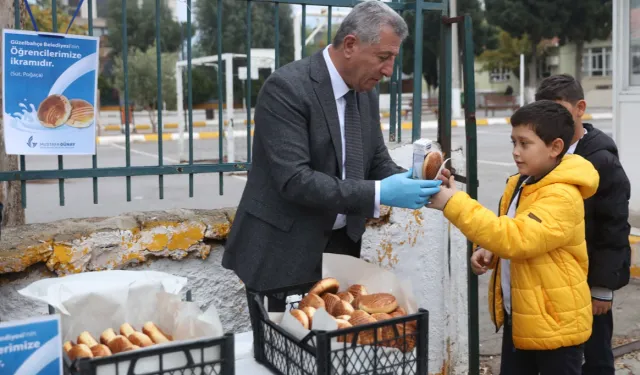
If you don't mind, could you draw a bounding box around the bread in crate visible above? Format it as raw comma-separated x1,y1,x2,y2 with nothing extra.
288,277,417,352
64,321,173,360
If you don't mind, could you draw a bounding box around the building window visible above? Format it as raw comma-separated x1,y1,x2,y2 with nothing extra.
92,27,108,37
582,47,613,77
489,67,510,83
630,0,640,85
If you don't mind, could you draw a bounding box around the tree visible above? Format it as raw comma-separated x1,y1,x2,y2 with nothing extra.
478,30,532,80
484,0,573,89
0,0,26,227
21,0,88,35
106,0,182,56
112,45,178,132
400,0,497,93
194,0,295,107
560,0,612,82
196,0,295,65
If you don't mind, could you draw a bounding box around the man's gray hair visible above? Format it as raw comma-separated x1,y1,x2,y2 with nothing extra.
333,1,409,47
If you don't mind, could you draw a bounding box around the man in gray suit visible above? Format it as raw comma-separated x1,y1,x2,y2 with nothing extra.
222,1,441,303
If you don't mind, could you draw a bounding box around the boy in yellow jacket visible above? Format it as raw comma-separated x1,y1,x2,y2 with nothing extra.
429,100,600,374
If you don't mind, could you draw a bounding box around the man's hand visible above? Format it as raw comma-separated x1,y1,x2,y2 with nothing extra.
470,248,493,275
380,169,442,210
592,299,612,315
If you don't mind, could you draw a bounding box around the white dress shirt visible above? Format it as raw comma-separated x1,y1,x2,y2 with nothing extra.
322,46,381,230
567,127,587,155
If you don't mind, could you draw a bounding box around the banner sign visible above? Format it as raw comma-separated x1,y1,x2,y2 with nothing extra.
2,29,100,155
0,314,62,375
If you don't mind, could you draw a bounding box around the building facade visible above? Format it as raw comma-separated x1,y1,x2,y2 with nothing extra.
613,0,640,223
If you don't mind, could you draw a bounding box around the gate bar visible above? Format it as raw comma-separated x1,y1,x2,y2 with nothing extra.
246,0,253,163
89,0,98,204
461,14,480,375
0,164,252,181
217,0,224,195
186,0,194,198
156,0,165,200
121,0,132,202
411,0,424,142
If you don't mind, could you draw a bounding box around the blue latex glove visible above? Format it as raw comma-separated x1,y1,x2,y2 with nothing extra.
380,169,442,209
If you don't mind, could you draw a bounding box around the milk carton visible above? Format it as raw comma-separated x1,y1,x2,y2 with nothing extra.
412,138,434,179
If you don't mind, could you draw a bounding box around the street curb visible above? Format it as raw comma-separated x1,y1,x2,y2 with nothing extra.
631,230,640,279
95,112,613,144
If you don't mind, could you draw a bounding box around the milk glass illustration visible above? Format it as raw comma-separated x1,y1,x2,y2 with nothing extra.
2,29,100,155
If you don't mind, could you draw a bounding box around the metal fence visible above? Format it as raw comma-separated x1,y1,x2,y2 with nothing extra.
2,0,480,371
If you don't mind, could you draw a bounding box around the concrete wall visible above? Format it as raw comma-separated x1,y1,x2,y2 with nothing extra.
0,144,471,374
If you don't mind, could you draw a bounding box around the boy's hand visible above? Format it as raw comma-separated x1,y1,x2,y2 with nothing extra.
428,174,457,211
470,248,493,275
592,299,612,315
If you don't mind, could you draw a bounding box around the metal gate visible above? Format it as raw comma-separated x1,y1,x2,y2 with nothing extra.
2,0,480,372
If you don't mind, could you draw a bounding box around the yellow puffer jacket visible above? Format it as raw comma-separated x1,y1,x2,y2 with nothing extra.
443,154,600,350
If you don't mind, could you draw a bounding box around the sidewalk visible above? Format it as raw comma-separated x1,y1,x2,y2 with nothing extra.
95,112,613,145
480,231,640,375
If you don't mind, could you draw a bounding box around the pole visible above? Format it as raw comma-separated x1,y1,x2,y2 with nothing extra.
225,54,235,163
450,0,462,119
0,0,26,226
176,63,184,162
293,12,301,61
519,53,525,106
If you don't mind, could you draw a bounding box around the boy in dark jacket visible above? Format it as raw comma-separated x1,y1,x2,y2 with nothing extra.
535,74,632,375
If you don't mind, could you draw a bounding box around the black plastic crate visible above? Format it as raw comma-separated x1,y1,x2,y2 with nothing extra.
63,333,235,375
248,281,429,375
49,291,236,375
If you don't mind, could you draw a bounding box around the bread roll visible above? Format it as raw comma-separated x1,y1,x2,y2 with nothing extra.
358,293,398,314
142,322,170,344
301,306,317,329
336,315,352,321
100,328,117,345
422,150,444,180
347,284,367,300
337,291,354,304
322,293,341,315
128,332,154,347
63,341,74,354
335,319,354,343
77,331,99,348
309,277,340,296
120,323,136,337
298,293,325,310
332,300,355,317
348,310,380,345
390,307,407,318
90,344,112,358
68,344,93,361
349,310,374,326
372,313,397,347
290,309,309,329
37,94,71,128
107,335,136,354
67,99,94,128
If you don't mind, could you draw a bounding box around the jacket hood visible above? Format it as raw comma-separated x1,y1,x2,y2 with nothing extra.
577,123,619,158
527,154,599,200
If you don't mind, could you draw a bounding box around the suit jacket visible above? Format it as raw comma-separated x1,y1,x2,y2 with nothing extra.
222,50,403,291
